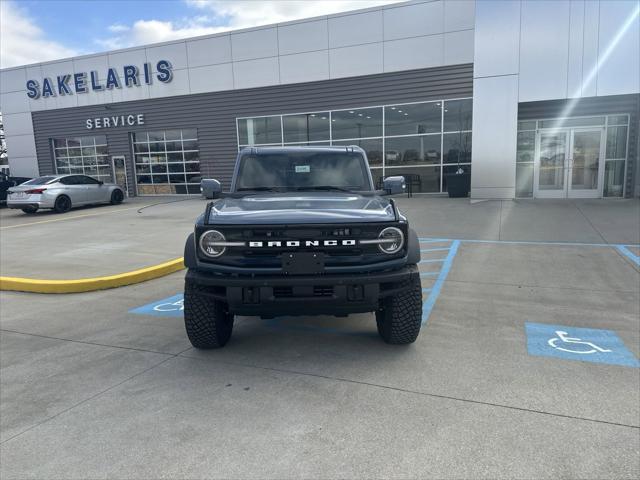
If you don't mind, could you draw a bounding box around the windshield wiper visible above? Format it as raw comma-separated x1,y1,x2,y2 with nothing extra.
294,186,353,192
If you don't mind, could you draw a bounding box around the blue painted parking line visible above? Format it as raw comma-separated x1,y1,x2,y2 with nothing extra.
130,294,184,317
525,322,639,368
421,240,460,325
616,245,640,267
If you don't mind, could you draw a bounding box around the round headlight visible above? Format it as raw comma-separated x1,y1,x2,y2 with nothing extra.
199,230,227,258
378,227,404,254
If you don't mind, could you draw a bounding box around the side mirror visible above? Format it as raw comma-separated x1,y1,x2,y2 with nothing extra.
201,178,222,199
382,176,406,195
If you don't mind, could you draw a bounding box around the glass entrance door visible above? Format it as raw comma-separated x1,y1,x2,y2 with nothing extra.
534,128,604,198
534,131,568,198
111,155,129,196
567,128,604,198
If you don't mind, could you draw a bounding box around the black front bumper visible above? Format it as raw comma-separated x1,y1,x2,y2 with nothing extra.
185,265,418,317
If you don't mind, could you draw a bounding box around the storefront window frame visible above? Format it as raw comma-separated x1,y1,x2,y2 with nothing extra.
235,96,473,194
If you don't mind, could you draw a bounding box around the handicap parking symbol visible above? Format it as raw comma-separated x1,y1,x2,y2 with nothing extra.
525,322,639,368
130,294,184,318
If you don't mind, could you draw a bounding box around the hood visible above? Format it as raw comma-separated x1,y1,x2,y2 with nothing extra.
208,192,396,224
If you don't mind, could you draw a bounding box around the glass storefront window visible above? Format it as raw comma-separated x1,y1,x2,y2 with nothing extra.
283,112,330,143
384,165,441,193
516,131,535,164
384,102,441,136
332,138,383,166
52,136,111,182
385,135,441,166
604,160,625,197
443,99,472,132
331,107,382,139
607,115,629,126
538,116,605,129
238,116,281,145
518,121,536,131
443,132,472,164
516,163,534,197
133,129,201,194
606,126,628,159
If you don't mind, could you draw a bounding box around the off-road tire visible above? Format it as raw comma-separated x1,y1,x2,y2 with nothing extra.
21,207,38,214
376,273,422,344
110,189,124,205
184,282,234,348
53,195,72,213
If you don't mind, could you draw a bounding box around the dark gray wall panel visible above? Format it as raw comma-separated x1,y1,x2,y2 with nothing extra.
518,94,640,197
31,64,473,194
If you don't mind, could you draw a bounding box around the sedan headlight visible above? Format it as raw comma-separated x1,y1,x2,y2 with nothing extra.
199,230,227,258
377,227,404,254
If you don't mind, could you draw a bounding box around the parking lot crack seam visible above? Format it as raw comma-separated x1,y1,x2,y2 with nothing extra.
572,201,609,244
0,329,178,356
0,257,185,293
177,355,640,431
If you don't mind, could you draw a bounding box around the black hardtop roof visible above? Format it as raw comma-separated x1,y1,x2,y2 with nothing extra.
239,145,366,155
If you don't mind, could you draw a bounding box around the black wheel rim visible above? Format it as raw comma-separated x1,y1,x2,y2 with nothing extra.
58,197,70,210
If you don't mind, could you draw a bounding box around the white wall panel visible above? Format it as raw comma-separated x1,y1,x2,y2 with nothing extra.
148,68,188,98
40,60,74,80
8,153,39,177
108,49,147,71
187,35,232,67
519,0,571,102
0,91,30,114
384,35,444,72
278,20,328,55
73,54,109,80
6,133,37,159
189,63,234,93
279,50,329,84
384,1,443,41
1,68,26,94
233,57,280,89
596,0,640,96
473,0,521,78
231,28,278,62
329,43,383,78
471,75,518,199
445,0,475,31
444,29,474,65
328,11,382,48
567,0,586,98
49,91,78,110
147,42,188,71
581,0,600,97
76,87,111,107
2,112,33,137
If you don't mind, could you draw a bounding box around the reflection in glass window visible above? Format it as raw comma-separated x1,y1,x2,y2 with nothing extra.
133,129,201,194
283,112,330,143
52,136,111,182
606,126,627,159
443,99,472,132
443,132,472,164
385,102,441,136
604,160,625,197
238,116,281,145
331,107,382,139
515,163,534,197
385,135,441,166
384,166,440,193
332,138,383,166
516,131,535,163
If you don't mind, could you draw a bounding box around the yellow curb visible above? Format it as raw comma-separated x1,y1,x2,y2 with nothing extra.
0,257,185,293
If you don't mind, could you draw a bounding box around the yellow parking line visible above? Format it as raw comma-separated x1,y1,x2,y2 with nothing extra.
0,204,149,230
0,257,185,294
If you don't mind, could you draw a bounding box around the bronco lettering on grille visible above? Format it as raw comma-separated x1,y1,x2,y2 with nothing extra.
248,239,357,248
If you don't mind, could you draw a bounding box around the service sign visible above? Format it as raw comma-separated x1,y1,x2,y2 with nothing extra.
26,60,173,99
86,113,145,130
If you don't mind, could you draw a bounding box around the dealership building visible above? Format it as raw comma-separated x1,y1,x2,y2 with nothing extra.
1,0,639,199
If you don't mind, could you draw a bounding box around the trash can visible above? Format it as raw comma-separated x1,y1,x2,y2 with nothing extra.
445,173,471,198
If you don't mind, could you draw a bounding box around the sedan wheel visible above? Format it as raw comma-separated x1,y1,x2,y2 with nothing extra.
110,189,124,205
54,195,72,213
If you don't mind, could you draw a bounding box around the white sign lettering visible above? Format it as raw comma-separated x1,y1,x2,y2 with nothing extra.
86,113,145,129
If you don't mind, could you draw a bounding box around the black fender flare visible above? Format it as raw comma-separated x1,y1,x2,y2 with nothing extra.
184,233,197,268
406,228,421,265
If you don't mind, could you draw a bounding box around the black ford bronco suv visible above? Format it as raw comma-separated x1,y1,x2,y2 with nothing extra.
183,146,422,348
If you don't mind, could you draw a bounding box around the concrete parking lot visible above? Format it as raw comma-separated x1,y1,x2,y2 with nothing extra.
1,197,639,479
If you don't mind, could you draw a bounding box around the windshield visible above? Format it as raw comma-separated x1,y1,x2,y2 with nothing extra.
22,176,58,185
234,151,372,192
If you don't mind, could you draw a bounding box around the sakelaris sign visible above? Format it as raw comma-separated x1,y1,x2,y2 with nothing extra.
26,60,173,99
